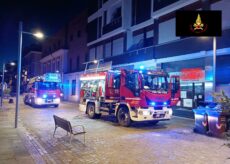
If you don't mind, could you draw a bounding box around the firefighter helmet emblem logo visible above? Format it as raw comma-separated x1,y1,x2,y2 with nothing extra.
194,14,204,30
190,13,207,34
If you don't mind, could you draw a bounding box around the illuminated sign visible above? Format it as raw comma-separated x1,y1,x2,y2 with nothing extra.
80,72,106,81
181,68,204,81
176,11,222,36
44,73,61,82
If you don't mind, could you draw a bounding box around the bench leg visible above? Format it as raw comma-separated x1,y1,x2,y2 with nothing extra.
70,134,73,144
83,133,85,144
53,126,57,137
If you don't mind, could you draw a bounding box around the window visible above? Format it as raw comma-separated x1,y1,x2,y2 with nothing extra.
43,63,46,73
87,19,98,42
69,58,72,72
96,45,103,59
112,38,124,56
76,56,80,70
98,0,103,9
77,30,81,38
103,11,107,25
153,0,179,11
98,17,102,38
132,0,151,25
56,58,60,71
69,34,73,41
37,82,58,90
113,74,120,89
142,75,168,91
58,40,61,48
52,61,55,72
105,42,111,58
89,48,96,61
53,43,56,50
72,80,76,95
125,72,140,96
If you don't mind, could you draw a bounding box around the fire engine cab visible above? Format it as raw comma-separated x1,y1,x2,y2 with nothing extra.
80,63,180,126
24,73,61,108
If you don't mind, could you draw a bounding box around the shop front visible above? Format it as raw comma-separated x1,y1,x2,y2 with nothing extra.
180,68,205,108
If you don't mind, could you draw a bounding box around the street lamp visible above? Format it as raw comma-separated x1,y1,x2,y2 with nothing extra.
15,21,44,128
1,62,16,108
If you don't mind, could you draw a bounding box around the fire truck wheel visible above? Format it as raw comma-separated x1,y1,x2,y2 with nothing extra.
54,105,59,108
24,97,28,105
95,114,101,119
204,113,209,131
87,103,96,119
117,107,131,127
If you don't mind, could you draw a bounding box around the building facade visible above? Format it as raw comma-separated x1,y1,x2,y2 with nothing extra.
22,44,42,81
63,12,88,102
40,11,88,102
87,0,230,108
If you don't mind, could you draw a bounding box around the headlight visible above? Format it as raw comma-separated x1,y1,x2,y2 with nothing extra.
143,110,149,116
36,98,43,104
169,109,173,116
42,94,47,99
54,98,60,103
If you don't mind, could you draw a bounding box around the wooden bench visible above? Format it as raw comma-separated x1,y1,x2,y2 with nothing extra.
53,115,86,144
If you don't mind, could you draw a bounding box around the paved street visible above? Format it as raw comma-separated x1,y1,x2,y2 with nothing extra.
0,98,230,164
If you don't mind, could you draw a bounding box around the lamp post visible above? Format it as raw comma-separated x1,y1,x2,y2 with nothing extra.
15,21,44,128
213,36,216,94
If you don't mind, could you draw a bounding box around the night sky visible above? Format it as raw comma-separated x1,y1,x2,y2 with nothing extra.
0,0,87,68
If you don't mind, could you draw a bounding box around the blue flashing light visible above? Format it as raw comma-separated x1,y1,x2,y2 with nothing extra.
163,102,167,106
150,102,156,106
42,94,47,99
139,65,145,70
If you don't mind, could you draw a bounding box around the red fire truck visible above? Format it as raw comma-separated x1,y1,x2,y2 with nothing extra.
24,73,62,108
79,68,180,126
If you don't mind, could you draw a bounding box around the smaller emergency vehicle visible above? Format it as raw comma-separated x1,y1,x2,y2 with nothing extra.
24,73,61,107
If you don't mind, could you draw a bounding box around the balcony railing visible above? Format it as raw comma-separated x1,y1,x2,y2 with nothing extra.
103,17,122,34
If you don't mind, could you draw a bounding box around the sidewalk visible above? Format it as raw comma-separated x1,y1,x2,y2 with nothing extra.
0,102,34,163
1,98,230,164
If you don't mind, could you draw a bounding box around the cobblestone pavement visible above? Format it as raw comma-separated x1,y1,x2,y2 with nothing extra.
1,99,230,164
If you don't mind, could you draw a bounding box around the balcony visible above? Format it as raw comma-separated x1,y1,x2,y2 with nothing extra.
103,17,122,34
104,28,230,66
105,46,155,65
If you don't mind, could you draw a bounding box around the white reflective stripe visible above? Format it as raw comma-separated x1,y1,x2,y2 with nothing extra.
80,76,106,81
125,97,141,100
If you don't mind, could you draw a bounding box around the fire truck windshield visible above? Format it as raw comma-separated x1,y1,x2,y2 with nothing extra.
142,75,168,91
36,82,58,90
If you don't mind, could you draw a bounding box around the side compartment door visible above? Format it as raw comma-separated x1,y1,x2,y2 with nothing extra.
170,75,180,106
105,72,120,99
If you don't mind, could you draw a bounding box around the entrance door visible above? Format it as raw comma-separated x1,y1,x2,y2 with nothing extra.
194,82,205,106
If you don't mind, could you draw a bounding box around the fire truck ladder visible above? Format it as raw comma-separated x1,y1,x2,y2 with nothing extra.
83,60,112,73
